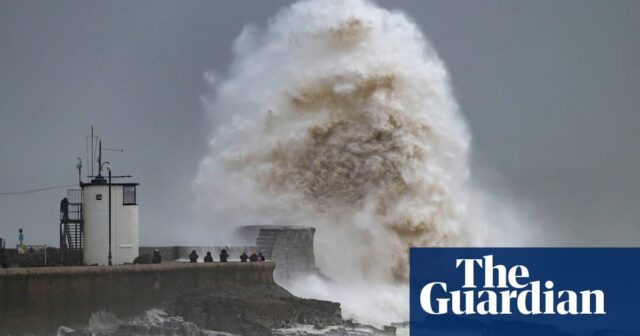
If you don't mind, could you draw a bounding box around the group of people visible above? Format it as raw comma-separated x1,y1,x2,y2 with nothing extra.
240,251,265,262
187,249,265,263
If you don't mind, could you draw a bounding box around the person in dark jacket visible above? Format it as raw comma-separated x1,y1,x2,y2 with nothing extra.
0,249,7,269
0,238,6,268
240,252,249,262
60,198,69,220
189,250,198,263
152,249,162,264
0,252,7,268
219,249,229,262
204,251,213,263
258,252,266,262
249,252,258,262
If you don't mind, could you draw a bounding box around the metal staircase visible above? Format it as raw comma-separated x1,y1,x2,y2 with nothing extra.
60,189,84,265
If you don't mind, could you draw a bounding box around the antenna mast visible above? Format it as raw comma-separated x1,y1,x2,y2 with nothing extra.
91,126,94,177
98,140,102,176
76,157,82,185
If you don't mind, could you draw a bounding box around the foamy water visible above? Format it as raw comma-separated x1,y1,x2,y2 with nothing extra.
58,309,407,336
57,309,228,336
194,0,526,327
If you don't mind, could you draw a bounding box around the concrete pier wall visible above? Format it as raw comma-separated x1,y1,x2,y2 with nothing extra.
0,262,275,335
144,226,322,282
139,245,259,262
251,226,320,282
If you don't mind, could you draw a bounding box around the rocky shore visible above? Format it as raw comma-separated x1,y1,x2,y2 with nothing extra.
57,282,403,336
167,283,342,336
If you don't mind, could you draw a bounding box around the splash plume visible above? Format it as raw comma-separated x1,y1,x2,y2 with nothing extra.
194,0,496,325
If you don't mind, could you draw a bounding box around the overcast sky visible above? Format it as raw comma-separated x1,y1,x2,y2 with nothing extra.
1,0,638,247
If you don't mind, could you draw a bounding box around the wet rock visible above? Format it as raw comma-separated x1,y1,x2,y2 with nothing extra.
343,319,356,328
274,323,401,336
58,309,234,336
56,326,79,335
382,326,396,335
167,284,342,336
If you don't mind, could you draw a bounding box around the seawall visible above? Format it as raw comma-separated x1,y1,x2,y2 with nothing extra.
143,226,322,282
139,245,259,262
245,226,320,282
0,262,275,335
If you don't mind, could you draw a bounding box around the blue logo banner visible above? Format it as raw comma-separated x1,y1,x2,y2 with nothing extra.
410,248,640,336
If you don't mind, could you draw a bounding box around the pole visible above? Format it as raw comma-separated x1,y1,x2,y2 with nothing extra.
77,157,82,185
108,168,112,266
91,126,94,177
98,141,102,176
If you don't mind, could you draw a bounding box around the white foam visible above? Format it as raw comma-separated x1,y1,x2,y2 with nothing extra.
194,0,529,326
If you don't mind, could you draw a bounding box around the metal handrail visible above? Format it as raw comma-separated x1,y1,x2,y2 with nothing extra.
59,196,84,265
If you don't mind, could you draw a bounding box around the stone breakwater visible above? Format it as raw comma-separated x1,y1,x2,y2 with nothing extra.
0,262,283,335
141,226,324,282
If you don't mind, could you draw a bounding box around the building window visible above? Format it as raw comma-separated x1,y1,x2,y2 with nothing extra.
96,194,102,200
123,186,136,205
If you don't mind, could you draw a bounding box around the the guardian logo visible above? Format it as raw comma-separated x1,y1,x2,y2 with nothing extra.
420,255,606,316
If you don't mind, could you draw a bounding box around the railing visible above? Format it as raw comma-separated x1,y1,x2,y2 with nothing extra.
60,189,84,265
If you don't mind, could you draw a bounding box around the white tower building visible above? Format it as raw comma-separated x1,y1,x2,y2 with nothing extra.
82,178,139,265
59,131,140,266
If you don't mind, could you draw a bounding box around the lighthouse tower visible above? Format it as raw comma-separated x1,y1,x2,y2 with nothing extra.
82,176,138,265
58,130,139,266
81,138,139,266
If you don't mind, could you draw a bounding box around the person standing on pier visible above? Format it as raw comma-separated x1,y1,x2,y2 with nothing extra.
189,250,198,263
152,249,162,264
17,229,25,255
60,198,69,220
219,249,229,262
0,238,7,268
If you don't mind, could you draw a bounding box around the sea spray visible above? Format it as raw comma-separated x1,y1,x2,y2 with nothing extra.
194,0,496,326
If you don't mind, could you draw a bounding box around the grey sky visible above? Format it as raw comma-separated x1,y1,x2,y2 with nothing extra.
0,0,638,247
